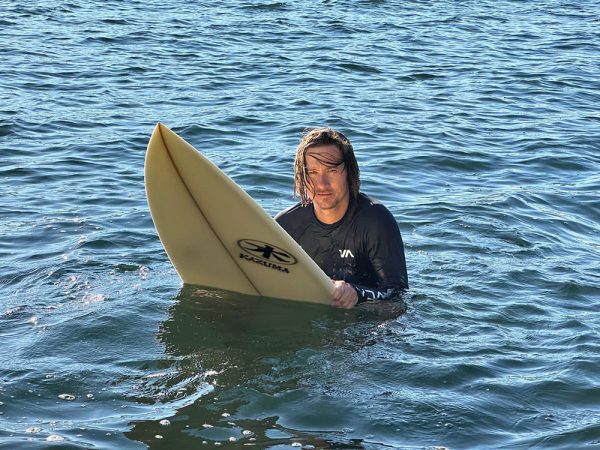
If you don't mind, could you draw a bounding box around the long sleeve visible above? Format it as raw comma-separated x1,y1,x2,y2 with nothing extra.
354,204,408,303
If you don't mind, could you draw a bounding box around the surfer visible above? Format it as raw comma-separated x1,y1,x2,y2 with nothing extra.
276,128,408,309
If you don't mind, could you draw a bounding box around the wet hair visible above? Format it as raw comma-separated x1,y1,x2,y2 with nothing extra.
293,127,360,206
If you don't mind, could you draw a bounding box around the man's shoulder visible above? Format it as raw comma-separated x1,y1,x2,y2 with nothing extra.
356,193,394,220
275,201,311,224
352,193,399,237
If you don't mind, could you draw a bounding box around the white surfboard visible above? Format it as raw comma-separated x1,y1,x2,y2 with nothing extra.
144,123,334,304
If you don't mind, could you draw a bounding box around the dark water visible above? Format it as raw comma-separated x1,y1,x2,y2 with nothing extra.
1,0,600,448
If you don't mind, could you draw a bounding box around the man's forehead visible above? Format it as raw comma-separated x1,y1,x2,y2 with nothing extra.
306,145,343,165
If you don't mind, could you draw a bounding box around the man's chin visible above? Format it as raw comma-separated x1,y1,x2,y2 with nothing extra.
314,203,338,212
313,195,334,205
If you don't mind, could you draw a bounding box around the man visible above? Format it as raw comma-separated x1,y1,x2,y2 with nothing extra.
275,127,408,309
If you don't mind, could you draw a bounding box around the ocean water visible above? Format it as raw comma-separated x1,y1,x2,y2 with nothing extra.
1,0,599,448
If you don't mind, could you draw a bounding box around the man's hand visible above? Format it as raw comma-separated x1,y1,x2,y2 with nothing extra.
331,280,358,309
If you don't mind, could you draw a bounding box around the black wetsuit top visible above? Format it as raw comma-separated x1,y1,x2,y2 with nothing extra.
275,193,408,304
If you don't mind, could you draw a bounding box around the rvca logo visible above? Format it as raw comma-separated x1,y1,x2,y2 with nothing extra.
339,249,354,258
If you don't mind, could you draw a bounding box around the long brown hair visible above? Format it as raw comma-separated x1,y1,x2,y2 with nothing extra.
293,127,360,206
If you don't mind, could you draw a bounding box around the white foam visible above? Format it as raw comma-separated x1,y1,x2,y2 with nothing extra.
47,435,65,442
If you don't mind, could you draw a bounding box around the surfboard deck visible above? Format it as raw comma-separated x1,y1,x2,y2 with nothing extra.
144,123,334,304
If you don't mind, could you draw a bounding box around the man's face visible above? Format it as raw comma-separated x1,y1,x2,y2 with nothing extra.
305,144,350,222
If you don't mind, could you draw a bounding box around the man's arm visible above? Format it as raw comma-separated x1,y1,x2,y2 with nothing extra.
329,204,408,308
331,280,403,309
354,204,408,304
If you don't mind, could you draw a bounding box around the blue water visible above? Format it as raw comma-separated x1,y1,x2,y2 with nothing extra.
2,1,600,448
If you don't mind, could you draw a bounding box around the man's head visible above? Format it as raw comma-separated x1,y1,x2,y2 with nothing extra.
293,127,360,209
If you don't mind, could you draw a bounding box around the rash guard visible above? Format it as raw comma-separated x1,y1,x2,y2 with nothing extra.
275,193,408,304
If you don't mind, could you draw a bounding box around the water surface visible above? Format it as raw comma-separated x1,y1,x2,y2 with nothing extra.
1,0,599,448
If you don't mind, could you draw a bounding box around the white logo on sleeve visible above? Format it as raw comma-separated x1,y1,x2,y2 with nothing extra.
339,249,354,258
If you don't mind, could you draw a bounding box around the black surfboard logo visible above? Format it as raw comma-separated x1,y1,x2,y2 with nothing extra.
237,239,297,266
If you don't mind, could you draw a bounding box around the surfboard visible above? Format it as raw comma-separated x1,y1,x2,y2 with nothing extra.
144,123,334,304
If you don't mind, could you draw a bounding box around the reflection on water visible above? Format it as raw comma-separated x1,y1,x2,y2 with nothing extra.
126,286,406,448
